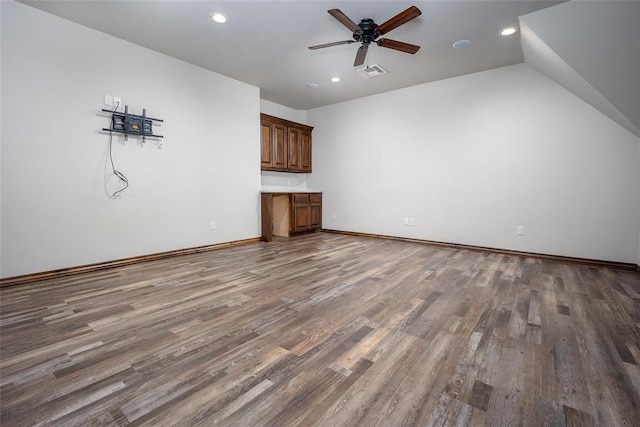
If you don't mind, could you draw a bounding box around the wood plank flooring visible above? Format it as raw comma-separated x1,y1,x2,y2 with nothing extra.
1,232,639,426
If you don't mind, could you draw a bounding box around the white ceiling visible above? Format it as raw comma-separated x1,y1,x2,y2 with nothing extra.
19,0,563,110
519,0,640,138
17,0,640,137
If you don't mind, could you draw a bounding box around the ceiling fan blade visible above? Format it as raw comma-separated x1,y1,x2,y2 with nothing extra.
354,45,369,67
377,6,421,35
377,38,421,54
308,40,355,50
328,9,360,32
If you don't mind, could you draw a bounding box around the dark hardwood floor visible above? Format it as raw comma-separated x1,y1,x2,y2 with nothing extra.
1,232,639,426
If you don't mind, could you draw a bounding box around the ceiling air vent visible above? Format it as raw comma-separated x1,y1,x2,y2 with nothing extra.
356,64,388,78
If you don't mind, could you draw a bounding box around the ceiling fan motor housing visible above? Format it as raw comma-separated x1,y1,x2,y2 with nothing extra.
354,18,379,44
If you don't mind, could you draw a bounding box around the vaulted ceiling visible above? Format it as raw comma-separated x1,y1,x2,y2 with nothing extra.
520,1,640,137
18,1,640,137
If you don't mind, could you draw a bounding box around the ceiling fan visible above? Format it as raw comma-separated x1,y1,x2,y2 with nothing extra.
308,6,422,67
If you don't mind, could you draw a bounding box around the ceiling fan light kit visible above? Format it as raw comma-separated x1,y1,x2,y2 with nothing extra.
308,6,422,67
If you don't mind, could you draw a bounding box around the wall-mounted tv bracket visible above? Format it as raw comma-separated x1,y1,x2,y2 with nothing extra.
101,105,163,144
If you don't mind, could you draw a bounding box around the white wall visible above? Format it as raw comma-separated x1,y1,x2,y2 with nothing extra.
308,64,640,264
1,1,261,278
260,99,307,125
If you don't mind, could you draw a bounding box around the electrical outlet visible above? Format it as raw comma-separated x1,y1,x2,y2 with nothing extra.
113,96,122,108
404,218,409,225
331,213,336,220
517,225,524,236
104,94,113,106
210,222,216,231
409,217,415,226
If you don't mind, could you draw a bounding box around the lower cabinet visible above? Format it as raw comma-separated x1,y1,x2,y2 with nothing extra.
309,193,322,229
292,193,322,233
261,192,322,242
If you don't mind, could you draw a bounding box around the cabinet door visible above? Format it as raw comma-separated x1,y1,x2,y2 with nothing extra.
300,129,312,173
291,193,310,233
260,122,274,168
287,127,301,171
309,193,322,229
273,123,287,170
293,204,310,233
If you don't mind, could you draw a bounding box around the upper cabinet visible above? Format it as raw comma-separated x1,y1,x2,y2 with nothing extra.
261,114,313,173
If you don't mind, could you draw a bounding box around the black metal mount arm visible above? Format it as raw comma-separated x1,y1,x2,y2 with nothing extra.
101,105,164,142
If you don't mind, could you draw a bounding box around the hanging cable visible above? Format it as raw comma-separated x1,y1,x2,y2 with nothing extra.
107,101,129,197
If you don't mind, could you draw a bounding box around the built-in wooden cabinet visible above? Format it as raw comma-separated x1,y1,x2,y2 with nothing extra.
309,193,322,229
292,194,309,233
300,129,312,171
261,114,313,173
287,127,301,170
291,193,322,233
261,120,287,170
260,122,272,169
261,192,322,242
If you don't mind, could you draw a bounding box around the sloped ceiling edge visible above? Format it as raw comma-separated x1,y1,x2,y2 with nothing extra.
519,2,640,139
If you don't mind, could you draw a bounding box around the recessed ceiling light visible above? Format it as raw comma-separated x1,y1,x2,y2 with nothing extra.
452,40,471,49
211,13,228,24
500,27,518,36
306,83,319,89
330,77,341,83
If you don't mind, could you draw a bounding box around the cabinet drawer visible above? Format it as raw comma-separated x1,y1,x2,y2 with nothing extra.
309,193,322,204
293,193,309,204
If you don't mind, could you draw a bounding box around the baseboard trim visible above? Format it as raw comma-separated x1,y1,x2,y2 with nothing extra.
2,233,637,287
322,229,639,272
0,237,261,288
